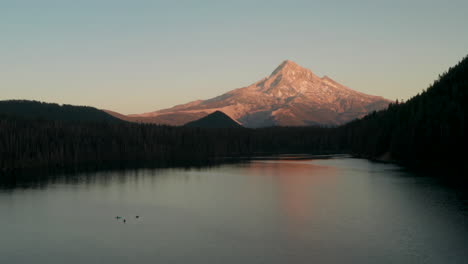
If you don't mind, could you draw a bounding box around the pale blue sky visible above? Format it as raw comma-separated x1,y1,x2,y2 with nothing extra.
1,0,467,114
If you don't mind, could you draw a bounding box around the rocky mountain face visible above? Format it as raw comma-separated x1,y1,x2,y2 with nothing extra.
108,60,391,127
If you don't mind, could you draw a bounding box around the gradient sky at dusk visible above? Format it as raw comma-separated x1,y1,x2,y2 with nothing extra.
2,0,467,114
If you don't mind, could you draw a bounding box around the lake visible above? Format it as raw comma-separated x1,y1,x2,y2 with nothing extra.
1,157,467,263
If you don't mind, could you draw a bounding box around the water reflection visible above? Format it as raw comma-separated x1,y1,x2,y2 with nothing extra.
247,160,337,236
0,164,229,191
1,158,468,264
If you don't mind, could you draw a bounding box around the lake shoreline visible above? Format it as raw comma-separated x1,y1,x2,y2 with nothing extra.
2,152,467,188
0,153,352,183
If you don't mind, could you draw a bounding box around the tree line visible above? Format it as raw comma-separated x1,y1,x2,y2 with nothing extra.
339,54,468,169
0,115,344,172
1,54,466,173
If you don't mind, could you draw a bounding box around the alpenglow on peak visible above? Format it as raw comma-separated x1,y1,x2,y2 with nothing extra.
270,60,313,76
107,60,391,128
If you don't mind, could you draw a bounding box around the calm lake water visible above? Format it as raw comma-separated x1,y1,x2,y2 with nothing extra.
1,157,468,263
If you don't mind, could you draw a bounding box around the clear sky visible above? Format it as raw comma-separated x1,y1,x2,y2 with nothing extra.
2,0,467,114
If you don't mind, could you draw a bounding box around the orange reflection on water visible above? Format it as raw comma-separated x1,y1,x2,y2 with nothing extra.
247,160,337,236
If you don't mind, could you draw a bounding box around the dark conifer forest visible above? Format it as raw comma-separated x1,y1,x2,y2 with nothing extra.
0,114,342,172
340,54,468,168
1,55,467,173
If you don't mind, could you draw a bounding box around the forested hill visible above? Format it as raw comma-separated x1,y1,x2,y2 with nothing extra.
340,55,468,168
1,54,467,173
184,111,243,128
0,100,123,123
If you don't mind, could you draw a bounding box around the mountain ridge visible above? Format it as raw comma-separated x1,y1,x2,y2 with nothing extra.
107,60,391,127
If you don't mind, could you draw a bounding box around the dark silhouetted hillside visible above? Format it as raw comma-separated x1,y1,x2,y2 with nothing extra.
184,111,243,128
0,100,123,123
340,54,468,169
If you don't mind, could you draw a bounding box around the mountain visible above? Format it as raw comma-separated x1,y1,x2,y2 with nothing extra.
108,60,391,127
2,55,466,172
103,109,205,125
184,111,243,128
0,100,123,123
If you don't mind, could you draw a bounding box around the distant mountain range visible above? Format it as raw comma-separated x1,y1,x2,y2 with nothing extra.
106,60,391,127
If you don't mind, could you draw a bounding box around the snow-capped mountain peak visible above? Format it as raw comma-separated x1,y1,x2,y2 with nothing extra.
109,60,391,127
